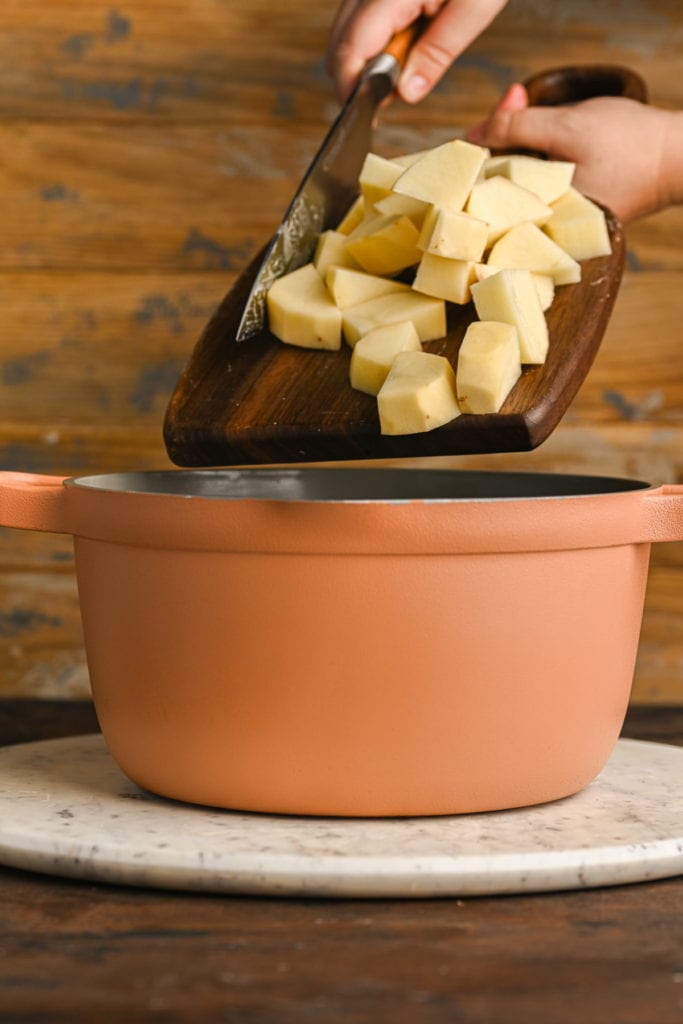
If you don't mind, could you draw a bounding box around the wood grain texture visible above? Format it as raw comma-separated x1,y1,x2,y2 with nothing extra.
163,215,625,465
0,0,681,701
0,697,680,1024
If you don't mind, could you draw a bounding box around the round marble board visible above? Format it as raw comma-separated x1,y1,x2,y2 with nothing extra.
0,735,681,898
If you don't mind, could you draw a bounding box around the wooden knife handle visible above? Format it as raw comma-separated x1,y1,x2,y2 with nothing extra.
383,17,429,69
523,64,648,106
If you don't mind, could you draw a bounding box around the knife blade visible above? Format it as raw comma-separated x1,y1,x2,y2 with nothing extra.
235,51,403,342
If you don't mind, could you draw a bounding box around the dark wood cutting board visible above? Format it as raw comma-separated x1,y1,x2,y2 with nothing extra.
163,209,625,466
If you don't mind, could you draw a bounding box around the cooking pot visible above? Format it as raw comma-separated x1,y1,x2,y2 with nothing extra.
1,468,681,817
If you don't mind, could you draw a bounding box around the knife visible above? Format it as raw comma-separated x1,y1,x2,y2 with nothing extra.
236,25,421,342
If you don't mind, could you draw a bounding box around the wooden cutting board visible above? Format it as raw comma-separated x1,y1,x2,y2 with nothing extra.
163,209,625,466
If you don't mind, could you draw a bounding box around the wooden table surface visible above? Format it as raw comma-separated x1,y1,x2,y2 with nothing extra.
0,701,681,1023
1,0,682,706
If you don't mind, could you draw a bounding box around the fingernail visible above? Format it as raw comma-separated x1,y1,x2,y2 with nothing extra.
400,73,430,103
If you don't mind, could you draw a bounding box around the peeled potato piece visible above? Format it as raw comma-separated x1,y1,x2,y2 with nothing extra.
471,268,548,364
342,291,446,348
267,263,342,350
456,321,522,414
486,155,575,205
543,188,612,261
418,206,488,262
325,266,410,309
314,231,359,277
336,196,366,235
393,139,487,214
378,351,460,435
345,214,421,276
413,254,477,305
466,176,552,245
359,153,405,205
373,191,430,227
475,263,555,312
488,222,581,286
350,321,422,396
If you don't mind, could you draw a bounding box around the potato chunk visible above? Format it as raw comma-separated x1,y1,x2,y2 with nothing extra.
325,267,409,309
474,263,555,312
393,139,487,213
336,196,366,235
359,153,405,205
488,222,581,286
373,191,430,227
267,263,342,350
543,188,612,260
418,207,488,262
456,321,522,413
350,321,422,396
486,155,575,204
313,230,359,277
378,351,460,435
471,269,548,364
345,214,421,276
342,291,446,347
466,176,552,245
413,253,477,304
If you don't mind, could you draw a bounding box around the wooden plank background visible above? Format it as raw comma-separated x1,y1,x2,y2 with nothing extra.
0,0,681,702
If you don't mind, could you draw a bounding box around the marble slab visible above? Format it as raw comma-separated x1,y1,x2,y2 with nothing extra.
0,735,681,897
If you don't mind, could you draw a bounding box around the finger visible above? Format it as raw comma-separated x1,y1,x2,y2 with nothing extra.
326,0,363,74
496,82,528,114
467,83,528,142
399,0,508,104
328,0,427,103
474,105,571,156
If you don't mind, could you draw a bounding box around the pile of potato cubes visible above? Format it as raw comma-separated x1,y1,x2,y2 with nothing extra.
266,139,611,435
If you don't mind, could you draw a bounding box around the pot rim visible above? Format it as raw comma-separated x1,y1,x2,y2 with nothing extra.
64,467,653,504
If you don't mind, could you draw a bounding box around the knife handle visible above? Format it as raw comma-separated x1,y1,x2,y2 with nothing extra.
523,64,648,106
383,19,426,69
362,16,429,89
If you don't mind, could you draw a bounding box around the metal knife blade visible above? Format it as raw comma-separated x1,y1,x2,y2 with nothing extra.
236,53,401,342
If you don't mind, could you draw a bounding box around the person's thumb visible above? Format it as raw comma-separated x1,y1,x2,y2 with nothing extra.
470,97,569,157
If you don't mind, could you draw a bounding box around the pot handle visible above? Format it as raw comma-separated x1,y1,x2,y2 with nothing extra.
0,472,70,534
643,485,683,543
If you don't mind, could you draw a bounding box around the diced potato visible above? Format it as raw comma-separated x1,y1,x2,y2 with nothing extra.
466,176,552,245
485,155,575,205
267,263,342,350
471,268,548,364
345,215,421,276
374,191,430,227
488,222,581,286
325,266,410,309
393,139,487,213
377,351,460,435
336,196,367,235
313,230,359,277
350,321,422,395
342,291,446,347
413,253,477,305
456,321,522,414
475,263,555,312
359,153,405,205
483,154,509,175
418,207,488,262
543,188,612,261
345,212,388,241
393,149,431,168
531,273,555,312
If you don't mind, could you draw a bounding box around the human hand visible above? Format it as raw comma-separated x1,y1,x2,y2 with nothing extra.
326,0,508,105
468,84,683,222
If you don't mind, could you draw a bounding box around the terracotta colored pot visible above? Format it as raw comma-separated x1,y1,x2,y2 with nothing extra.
1,468,682,817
